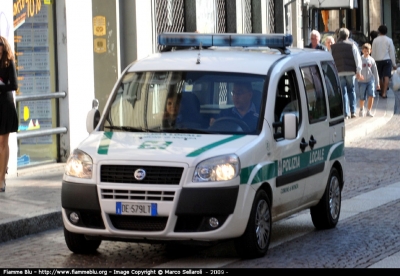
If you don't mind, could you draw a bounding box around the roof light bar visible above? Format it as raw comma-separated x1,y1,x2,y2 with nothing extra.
158,33,293,49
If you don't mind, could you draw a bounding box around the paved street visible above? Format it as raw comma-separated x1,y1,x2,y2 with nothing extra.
344,110,400,200
0,91,399,268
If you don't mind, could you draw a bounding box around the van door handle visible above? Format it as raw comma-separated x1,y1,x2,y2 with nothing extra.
309,135,317,150
300,138,308,153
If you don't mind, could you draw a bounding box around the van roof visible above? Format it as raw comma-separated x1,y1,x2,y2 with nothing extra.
129,47,333,75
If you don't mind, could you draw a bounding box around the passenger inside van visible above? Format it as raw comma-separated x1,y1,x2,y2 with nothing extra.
162,92,182,128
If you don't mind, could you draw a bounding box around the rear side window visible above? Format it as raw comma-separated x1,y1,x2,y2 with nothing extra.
301,65,327,123
321,61,343,118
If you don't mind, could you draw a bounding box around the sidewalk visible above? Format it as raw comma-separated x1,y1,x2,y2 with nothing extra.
0,88,398,266
345,88,396,145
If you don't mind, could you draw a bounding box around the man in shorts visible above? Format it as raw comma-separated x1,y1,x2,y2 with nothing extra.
371,25,397,98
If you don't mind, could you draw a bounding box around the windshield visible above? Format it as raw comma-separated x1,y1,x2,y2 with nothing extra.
102,71,265,135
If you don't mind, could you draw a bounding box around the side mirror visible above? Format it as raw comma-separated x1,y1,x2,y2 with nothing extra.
86,99,101,133
283,113,298,140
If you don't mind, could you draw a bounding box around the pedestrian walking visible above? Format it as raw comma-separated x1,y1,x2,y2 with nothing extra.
331,28,364,119
324,36,335,52
358,43,380,117
307,30,327,51
371,25,397,98
369,30,378,45
0,36,18,192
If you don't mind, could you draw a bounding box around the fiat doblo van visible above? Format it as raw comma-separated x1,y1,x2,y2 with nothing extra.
62,33,345,258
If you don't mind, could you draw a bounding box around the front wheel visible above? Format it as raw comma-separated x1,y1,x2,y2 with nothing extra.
234,189,272,259
310,168,342,229
64,227,101,254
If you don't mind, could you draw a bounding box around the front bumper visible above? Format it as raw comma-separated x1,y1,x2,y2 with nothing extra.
62,180,243,241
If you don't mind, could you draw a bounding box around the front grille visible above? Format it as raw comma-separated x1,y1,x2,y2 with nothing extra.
109,215,168,231
101,189,175,201
101,165,183,184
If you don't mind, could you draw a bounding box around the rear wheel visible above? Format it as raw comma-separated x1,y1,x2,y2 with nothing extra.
64,227,101,254
310,168,342,229
234,189,271,259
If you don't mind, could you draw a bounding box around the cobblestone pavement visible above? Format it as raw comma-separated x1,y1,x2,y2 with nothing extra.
0,230,171,268
343,90,400,200
222,90,400,268
0,92,399,268
225,200,400,268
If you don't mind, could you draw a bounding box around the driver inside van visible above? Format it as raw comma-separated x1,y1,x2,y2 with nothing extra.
210,82,259,130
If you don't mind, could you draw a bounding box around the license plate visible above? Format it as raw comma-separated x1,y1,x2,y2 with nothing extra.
116,202,157,216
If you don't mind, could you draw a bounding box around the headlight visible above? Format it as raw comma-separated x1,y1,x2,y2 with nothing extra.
193,154,240,182
65,149,93,179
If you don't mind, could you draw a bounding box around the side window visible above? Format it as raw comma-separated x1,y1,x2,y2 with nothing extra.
274,70,301,138
321,61,343,118
301,65,327,123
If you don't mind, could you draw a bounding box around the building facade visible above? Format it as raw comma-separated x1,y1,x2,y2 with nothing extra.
0,0,397,175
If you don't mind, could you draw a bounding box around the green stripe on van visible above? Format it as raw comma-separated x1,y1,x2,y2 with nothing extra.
186,135,245,157
329,143,344,160
98,132,113,155
241,142,344,185
240,165,255,184
251,162,277,184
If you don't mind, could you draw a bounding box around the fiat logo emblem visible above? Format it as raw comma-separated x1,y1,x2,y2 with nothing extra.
134,169,146,181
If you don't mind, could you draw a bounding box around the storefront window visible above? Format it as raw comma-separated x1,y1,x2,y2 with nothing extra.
13,0,58,167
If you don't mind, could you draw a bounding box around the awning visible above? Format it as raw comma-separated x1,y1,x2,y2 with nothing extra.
309,0,358,9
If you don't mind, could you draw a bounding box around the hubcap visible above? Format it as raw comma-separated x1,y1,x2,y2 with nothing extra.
255,199,271,250
329,176,341,220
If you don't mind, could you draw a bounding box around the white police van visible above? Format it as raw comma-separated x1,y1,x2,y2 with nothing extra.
62,33,345,258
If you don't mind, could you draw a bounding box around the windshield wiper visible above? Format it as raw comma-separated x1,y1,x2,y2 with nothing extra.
105,126,160,132
105,125,211,134
172,128,212,134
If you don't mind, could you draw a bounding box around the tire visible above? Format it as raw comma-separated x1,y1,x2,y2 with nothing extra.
234,190,272,259
64,227,101,254
310,168,342,229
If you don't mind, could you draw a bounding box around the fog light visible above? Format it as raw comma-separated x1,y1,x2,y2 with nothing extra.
69,212,80,224
209,217,219,228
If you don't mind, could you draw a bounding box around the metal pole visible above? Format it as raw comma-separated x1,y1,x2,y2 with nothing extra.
15,91,68,140
16,127,68,140
15,91,67,102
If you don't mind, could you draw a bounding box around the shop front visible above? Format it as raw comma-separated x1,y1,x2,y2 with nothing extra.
307,0,398,62
2,0,111,175
308,0,368,39
13,0,59,168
